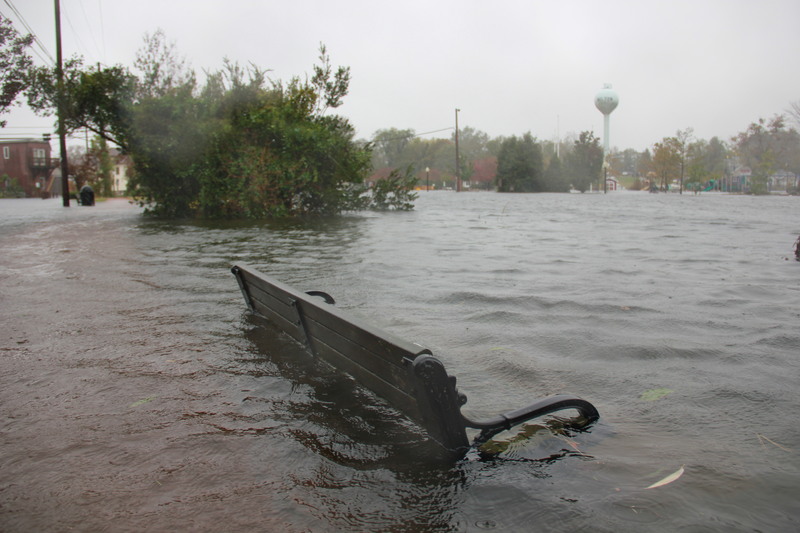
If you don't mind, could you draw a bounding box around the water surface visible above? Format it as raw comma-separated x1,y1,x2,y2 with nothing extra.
1,193,798,531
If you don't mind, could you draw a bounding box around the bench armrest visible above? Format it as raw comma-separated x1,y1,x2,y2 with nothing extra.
463,394,599,445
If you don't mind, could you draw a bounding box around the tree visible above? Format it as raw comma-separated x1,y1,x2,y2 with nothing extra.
66,138,114,195
0,15,34,127
495,133,543,192
788,100,800,129
132,45,378,217
733,115,800,194
637,149,653,180
685,139,708,187
543,153,568,192
26,60,136,149
310,43,351,116
471,156,497,189
24,33,385,217
453,126,489,161
564,131,602,192
133,28,195,100
651,137,681,190
371,128,416,169
674,127,694,193
704,137,728,182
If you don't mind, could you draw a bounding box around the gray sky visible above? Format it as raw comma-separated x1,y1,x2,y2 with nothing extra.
2,0,798,152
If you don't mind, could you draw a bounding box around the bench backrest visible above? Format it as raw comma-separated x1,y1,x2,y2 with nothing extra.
232,263,470,453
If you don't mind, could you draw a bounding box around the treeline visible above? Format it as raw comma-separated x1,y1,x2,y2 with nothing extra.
369,127,604,192
369,117,800,194
20,29,416,216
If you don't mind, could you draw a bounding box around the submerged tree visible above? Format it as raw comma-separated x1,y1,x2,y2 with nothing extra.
651,136,681,191
27,33,400,216
564,131,602,192
733,115,800,195
495,133,543,192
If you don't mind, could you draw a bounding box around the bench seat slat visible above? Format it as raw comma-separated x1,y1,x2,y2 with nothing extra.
309,335,427,424
303,314,417,392
238,266,429,366
235,265,426,421
245,283,305,343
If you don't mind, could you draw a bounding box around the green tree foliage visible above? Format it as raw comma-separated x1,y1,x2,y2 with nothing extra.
1,174,24,197
370,167,418,210
194,72,373,217
543,153,569,192
125,48,375,218
28,34,393,216
674,127,693,192
564,131,602,192
27,59,136,149
733,115,800,194
133,29,195,100
495,133,543,192
651,136,681,190
370,126,497,189
371,128,416,169
0,15,34,127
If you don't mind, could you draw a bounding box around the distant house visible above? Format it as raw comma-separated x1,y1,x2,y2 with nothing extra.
0,139,54,197
768,170,799,193
109,148,133,196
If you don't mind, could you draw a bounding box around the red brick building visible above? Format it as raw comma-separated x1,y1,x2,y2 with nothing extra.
0,139,54,197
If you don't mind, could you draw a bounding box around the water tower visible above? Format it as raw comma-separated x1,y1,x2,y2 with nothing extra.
594,83,619,192
594,83,619,156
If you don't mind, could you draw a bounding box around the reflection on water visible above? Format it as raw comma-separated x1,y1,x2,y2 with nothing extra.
1,194,799,531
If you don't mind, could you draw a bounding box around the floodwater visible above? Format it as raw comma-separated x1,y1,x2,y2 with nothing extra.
1,192,798,532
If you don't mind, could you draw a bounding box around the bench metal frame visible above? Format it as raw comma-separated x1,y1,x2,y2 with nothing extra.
232,263,598,457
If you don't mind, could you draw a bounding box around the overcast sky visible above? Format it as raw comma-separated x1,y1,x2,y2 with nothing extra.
2,0,798,152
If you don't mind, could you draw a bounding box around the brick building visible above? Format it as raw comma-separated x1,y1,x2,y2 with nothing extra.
0,139,54,197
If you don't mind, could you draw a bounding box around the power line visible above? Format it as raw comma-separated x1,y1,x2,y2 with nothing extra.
76,0,103,60
1,0,56,65
62,7,90,57
376,127,455,142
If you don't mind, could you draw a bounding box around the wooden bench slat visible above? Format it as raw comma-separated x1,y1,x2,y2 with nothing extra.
246,284,305,343
239,267,427,364
309,336,427,424
302,314,417,392
300,303,428,364
236,265,424,416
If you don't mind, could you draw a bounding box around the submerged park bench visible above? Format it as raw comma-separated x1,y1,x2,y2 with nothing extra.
232,263,599,457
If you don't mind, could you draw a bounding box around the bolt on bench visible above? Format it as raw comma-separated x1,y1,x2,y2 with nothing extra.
232,263,599,458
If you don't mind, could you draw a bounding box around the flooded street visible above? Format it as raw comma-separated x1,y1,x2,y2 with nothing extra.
1,193,799,531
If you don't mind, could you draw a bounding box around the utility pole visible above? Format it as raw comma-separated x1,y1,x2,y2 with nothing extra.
454,108,460,192
54,0,70,207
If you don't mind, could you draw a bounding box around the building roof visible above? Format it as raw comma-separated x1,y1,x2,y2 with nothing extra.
0,138,51,145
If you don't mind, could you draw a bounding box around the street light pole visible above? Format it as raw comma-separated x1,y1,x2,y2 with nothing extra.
426,167,430,191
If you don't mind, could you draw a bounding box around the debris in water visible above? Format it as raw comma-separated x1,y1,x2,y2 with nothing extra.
646,465,685,489
129,397,155,408
640,388,674,401
757,433,792,452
